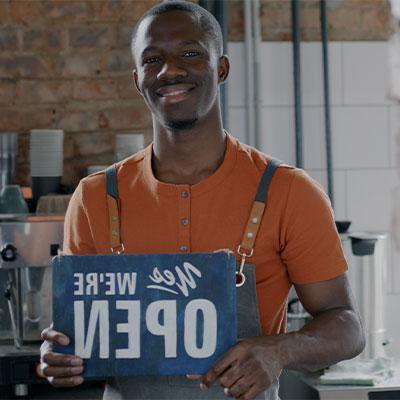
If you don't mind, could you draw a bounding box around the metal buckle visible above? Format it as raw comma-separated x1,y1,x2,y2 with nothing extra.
236,246,254,287
237,246,254,258
111,242,125,255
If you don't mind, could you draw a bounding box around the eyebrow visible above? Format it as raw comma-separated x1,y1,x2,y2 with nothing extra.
141,40,203,55
179,40,201,46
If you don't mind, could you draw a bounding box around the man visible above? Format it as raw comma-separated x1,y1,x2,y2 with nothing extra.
40,1,365,399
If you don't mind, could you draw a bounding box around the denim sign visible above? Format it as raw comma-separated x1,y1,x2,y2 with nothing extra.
52,251,237,378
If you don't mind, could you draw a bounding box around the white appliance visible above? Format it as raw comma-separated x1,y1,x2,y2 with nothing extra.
341,232,389,359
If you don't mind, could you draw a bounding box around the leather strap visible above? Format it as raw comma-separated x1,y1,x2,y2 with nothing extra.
238,159,282,256
105,165,124,253
104,158,281,256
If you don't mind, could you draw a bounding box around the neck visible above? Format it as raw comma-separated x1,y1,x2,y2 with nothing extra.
152,114,226,185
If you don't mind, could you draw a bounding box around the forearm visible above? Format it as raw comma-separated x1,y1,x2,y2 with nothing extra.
279,308,365,372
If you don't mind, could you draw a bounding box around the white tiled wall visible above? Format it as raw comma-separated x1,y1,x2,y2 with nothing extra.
342,42,393,106
390,105,400,168
227,41,400,357
331,106,390,169
259,107,296,163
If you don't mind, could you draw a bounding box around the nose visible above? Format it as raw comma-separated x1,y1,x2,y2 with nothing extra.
157,58,188,81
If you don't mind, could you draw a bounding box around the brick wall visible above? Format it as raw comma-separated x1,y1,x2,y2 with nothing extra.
0,0,391,186
229,0,391,41
0,0,158,186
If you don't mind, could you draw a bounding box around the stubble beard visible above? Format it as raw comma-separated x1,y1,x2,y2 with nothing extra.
165,118,198,131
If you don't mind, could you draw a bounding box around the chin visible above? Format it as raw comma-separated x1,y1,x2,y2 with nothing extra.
165,118,198,131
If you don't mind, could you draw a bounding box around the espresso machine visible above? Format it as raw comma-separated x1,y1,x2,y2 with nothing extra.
0,215,63,396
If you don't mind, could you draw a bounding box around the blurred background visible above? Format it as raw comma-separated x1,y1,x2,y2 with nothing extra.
0,0,400,399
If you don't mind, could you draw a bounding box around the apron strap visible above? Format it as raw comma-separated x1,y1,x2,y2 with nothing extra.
105,158,281,257
236,158,282,286
105,164,124,254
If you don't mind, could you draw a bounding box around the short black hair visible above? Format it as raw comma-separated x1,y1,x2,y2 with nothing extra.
131,0,223,59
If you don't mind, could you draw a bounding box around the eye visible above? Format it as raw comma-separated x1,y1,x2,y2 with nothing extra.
143,56,161,65
183,51,200,58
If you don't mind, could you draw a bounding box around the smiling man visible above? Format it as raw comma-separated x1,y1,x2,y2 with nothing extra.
40,1,365,399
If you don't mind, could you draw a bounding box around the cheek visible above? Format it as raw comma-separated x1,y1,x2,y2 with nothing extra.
137,77,153,101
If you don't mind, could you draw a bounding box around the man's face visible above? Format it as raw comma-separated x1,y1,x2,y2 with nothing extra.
133,10,228,130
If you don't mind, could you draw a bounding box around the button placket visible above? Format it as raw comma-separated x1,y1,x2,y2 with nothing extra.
178,186,191,253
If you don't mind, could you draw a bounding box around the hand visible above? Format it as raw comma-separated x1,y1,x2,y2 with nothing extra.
187,336,284,400
40,325,84,387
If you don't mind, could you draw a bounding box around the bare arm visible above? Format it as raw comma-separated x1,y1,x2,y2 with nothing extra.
281,273,365,372
197,273,365,400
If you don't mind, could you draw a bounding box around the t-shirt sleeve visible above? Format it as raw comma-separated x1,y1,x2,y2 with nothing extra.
63,180,97,255
280,169,347,284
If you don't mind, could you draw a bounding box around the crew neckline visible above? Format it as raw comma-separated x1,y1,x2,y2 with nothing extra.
142,132,238,197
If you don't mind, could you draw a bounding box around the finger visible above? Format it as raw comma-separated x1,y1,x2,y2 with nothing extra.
40,339,53,355
218,360,244,389
48,376,84,388
41,352,83,367
41,327,69,345
41,364,84,378
239,384,260,400
239,386,262,400
203,347,241,387
41,328,70,346
227,376,251,399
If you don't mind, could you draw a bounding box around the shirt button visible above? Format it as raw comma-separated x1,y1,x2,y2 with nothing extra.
181,218,189,226
180,245,188,252
181,191,189,198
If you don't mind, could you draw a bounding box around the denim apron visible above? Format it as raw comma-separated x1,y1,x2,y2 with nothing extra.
103,159,282,400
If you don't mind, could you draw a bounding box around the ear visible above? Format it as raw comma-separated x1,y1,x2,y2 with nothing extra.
133,69,142,94
217,55,230,84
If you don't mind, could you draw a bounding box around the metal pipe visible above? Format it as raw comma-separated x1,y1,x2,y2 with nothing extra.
291,0,303,168
199,0,228,128
320,0,334,207
244,0,256,146
214,0,228,128
252,0,262,149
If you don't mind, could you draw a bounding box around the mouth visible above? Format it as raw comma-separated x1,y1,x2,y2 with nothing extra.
155,84,196,104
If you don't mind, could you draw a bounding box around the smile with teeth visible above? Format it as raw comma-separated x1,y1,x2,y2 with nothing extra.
162,89,189,97
156,85,195,103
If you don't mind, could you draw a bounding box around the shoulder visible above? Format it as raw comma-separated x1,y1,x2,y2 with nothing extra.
231,135,328,209
78,147,148,200
232,135,301,189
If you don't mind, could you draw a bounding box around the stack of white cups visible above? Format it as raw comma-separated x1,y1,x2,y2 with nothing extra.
115,133,145,161
30,129,64,177
30,129,64,205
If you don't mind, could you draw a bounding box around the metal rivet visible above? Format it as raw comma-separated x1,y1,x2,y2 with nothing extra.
252,217,258,224
112,216,118,221
181,191,189,198
247,232,254,238
112,230,118,236
180,245,188,252
181,218,189,226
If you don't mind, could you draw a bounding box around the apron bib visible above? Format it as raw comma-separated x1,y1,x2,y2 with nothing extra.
103,159,282,400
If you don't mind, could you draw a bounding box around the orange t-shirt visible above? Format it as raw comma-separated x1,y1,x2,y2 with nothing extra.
64,133,347,335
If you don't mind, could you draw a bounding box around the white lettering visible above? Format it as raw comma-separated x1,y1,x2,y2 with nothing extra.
85,273,98,295
147,263,202,297
115,300,141,359
105,273,116,295
146,300,177,358
116,273,137,295
149,267,163,284
73,273,84,295
74,300,109,359
175,263,202,297
184,299,217,358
